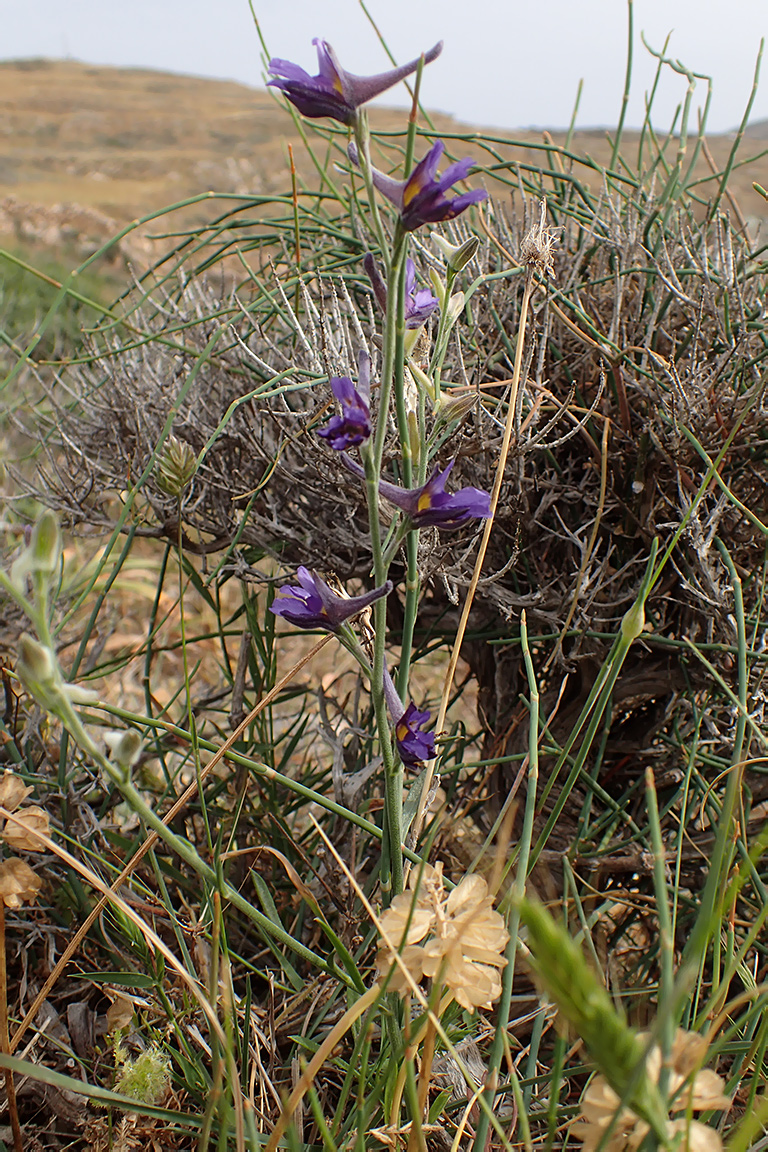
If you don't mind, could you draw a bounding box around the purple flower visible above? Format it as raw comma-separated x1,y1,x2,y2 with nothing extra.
271,567,392,630
342,455,491,530
349,140,486,232
363,255,439,329
383,668,435,766
268,39,442,126
318,351,371,450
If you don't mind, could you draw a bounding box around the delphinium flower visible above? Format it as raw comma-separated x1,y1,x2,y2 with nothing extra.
342,455,490,530
363,254,439,329
318,351,372,450
349,140,486,232
270,567,392,631
376,862,509,1011
573,1029,731,1152
383,668,435,766
267,39,442,125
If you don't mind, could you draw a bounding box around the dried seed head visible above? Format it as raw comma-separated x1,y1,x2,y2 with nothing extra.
0,858,42,907
521,198,557,277
154,435,197,497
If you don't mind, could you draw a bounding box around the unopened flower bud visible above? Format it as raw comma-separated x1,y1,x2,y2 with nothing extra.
434,390,477,429
428,267,446,309
29,511,61,575
444,291,465,335
407,360,437,403
621,601,646,643
155,435,197,497
431,232,479,272
104,730,143,770
17,634,57,695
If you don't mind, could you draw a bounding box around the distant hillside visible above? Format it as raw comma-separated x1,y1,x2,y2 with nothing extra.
1,57,767,256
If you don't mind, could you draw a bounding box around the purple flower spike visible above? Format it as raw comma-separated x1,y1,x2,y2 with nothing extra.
364,255,439,329
319,352,372,450
350,140,486,232
268,39,443,125
342,455,491,531
271,566,392,631
383,668,436,766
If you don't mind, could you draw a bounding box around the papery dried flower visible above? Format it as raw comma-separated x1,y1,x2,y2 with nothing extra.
0,772,33,813
2,805,49,852
573,1030,730,1152
268,39,442,125
644,1030,731,1114
0,858,41,908
349,140,486,232
270,567,392,631
376,863,508,1010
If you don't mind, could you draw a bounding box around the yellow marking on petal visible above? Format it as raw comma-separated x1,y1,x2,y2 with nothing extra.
417,492,432,512
396,720,409,740
402,175,423,208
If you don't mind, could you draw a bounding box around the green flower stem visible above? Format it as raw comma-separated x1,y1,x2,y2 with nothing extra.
397,532,420,701
359,224,408,898
389,244,421,703
428,266,459,391
362,443,404,899
352,110,389,262
373,236,407,474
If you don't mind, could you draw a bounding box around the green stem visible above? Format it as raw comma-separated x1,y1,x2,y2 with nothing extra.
352,111,389,261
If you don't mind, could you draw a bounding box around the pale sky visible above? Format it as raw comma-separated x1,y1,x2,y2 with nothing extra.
2,0,766,134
